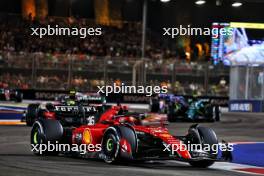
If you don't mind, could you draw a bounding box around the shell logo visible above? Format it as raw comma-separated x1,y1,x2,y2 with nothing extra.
83,129,92,144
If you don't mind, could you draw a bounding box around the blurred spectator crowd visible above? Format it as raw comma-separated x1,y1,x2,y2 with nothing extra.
0,13,229,96
0,13,176,59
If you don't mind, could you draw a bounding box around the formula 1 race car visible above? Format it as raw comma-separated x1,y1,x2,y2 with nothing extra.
24,91,106,126
30,105,230,167
0,88,23,102
150,94,220,122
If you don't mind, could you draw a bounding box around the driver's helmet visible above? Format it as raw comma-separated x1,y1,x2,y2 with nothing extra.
69,89,77,100
64,89,77,106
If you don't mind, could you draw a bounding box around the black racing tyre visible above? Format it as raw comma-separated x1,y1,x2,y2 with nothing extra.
31,122,53,155
102,130,120,164
26,104,40,126
31,122,45,155
31,120,61,156
188,126,218,168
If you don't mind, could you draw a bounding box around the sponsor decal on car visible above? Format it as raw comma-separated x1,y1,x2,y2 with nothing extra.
54,106,97,112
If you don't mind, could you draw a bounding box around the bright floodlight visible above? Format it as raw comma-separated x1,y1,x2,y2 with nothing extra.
195,0,206,5
160,0,171,2
232,2,242,7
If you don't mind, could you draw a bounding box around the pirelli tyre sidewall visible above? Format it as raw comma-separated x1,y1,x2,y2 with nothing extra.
31,121,45,155
31,119,63,156
101,125,137,163
101,127,121,163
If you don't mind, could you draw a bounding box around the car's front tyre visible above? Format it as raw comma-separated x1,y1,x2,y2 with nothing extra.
187,126,218,168
30,120,61,156
101,130,120,163
31,122,44,155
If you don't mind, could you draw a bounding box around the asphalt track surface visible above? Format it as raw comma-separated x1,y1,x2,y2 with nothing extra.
0,112,263,176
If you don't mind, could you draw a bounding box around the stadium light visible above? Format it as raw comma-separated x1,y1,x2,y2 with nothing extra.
195,0,206,5
160,0,171,2
216,0,222,6
232,2,242,7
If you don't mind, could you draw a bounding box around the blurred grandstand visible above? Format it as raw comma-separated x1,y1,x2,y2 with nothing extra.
0,13,229,96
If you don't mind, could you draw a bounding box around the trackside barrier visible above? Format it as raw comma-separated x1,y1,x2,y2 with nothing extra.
17,89,229,107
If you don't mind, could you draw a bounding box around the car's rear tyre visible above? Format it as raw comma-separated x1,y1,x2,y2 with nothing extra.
102,131,120,164
188,126,218,168
26,104,40,126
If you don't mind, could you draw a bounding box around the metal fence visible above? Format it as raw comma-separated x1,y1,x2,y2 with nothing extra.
0,52,229,96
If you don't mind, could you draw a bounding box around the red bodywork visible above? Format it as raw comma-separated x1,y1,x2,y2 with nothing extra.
71,105,192,160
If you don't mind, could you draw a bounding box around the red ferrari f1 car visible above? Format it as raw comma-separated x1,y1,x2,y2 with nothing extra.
31,104,230,167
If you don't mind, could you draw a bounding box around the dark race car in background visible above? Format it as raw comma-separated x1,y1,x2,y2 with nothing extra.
24,92,106,126
150,94,220,122
30,105,231,167
0,88,23,102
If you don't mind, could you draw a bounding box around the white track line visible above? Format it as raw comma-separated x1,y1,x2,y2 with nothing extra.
0,119,22,122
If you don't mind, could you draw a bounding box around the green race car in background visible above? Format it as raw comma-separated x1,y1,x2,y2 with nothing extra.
151,94,221,122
